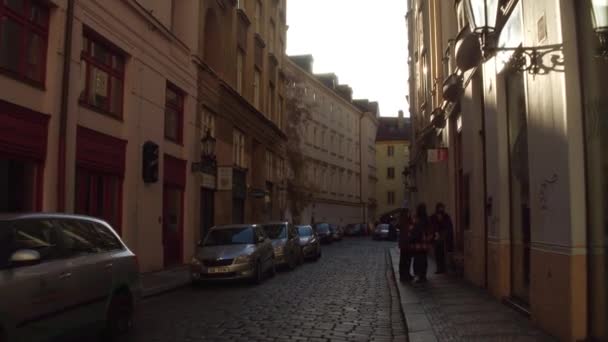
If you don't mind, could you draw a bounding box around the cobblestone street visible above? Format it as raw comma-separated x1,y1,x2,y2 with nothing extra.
120,239,406,342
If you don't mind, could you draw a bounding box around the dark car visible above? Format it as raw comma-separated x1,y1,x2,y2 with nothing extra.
314,223,333,244
329,224,342,241
373,223,390,240
296,225,321,260
344,223,364,237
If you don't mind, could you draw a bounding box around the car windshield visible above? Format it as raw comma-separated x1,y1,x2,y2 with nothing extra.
262,224,287,239
297,226,313,237
315,223,329,233
203,227,254,246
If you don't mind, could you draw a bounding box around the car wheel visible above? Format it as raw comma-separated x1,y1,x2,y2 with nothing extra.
104,291,134,339
252,260,264,284
288,252,297,270
269,258,276,277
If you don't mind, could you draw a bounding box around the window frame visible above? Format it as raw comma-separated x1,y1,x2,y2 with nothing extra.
387,145,395,157
80,28,126,119
164,82,185,144
0,0,50,86
387,167,395,179
388,191,395,205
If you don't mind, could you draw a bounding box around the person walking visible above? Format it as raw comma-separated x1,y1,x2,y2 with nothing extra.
398,208,413,282
430,203,454,274
409,203,431,283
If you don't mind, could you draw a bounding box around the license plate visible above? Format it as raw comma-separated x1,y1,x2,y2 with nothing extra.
208,267,230,274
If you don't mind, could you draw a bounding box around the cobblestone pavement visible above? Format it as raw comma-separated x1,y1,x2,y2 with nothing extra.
119,239,406,342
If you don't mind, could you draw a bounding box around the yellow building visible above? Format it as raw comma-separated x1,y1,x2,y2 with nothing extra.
375,112,411,218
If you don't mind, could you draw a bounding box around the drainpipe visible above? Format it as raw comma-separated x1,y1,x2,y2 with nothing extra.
57,0,75,212
479,74,489,289
359,113,366,224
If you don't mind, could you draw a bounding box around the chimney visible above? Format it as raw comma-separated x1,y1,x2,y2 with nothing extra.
398,110,404,129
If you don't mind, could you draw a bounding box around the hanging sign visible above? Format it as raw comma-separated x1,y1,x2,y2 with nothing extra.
428,148,448,163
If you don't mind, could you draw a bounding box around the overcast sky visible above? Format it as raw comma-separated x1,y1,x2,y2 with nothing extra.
286,0,409,117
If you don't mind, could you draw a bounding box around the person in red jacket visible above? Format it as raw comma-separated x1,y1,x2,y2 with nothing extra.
398,208,413,282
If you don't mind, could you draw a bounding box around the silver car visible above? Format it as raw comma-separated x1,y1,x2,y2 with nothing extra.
191,225,275,284
261,222,303,269
0,213,140,342
296,225,321,261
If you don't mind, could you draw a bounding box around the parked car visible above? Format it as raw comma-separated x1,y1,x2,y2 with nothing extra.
0,213,140,342
261,222,303,269
191,224,275,284
296,225,321,260
344,223,364,237
373,223,391,240
314,223,333,244
329,224,341,241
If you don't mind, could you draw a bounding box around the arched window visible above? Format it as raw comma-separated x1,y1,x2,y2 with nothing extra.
203,9,222,73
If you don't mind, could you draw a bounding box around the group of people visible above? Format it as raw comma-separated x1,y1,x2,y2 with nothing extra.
398,202,454,283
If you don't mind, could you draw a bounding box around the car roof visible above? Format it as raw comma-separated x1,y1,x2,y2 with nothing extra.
0,212,109,225
259,221,289,226
210,224,257,230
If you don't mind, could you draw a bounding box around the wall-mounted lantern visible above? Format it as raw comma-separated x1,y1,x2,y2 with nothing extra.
591,0,608,57
192,129,217,174
463,0,563,74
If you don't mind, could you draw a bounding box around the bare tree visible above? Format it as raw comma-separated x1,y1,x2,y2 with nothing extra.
283,72,317,224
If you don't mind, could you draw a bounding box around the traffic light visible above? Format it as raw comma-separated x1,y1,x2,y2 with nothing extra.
142,141,159,183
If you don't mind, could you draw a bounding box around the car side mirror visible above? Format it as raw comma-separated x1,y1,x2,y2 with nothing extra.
10,249,41,268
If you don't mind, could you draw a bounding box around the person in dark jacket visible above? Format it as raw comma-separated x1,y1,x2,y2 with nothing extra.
430,203,454,274
409,203,432,283
398,208,413,281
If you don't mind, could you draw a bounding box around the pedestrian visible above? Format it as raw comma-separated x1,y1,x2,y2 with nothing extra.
409,203,432,283
398,208,413,282
430,202,454,274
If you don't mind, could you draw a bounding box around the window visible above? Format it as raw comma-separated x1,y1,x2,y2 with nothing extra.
266,150,274,181
11,219,59,262
255,0,262,34
0,0,49,84
237,0,244,9
387,167,395,179
269,21,275,54
233,129,246,168
56,219,101,255
387,145,395,157
236,49,245,95
91,222,122,251
201,110,215,137
81,31,125,117
268,83,275,119
387,191,395,205
165,83,184,143
254,68,261,109
277,95,284,129
277,158,285,182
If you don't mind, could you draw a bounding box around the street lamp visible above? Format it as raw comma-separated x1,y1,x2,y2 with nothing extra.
591,0,608,57
463,0,563,74
201,129,216,160
463,0,499,57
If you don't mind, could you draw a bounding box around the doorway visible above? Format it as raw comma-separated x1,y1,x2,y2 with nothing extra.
200,188,214,242
506,70,531,305
0,158,39,212
163,185,183,267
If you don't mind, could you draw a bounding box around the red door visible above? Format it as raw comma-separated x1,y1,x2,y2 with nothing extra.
163,155,186,267
162,185,183,267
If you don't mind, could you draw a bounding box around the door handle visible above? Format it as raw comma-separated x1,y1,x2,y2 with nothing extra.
59,272,72,279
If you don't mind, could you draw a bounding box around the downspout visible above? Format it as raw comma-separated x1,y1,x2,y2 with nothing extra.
57,0,75,212
479,72,489,289
359,113,366,224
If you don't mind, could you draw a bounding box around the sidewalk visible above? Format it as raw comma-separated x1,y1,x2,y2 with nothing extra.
140,265,191,298
389,248,556,342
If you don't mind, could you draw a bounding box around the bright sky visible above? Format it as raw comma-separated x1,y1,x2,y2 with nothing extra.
287,0,409,117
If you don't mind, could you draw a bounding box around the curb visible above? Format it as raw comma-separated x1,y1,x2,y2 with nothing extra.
388,248,439,342
141,266,191,298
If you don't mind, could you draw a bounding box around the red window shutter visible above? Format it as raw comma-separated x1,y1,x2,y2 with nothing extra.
164,154,186,188
76,126,127,176
0,99,49,160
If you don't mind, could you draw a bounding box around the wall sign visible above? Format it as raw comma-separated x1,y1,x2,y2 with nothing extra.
428,148,448,163
217,167,233,191
201,174,216,190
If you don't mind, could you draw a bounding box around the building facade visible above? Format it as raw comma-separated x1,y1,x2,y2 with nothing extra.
407,0,608,340
0,0,286,273
284,56,378,226
375,112,411,217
